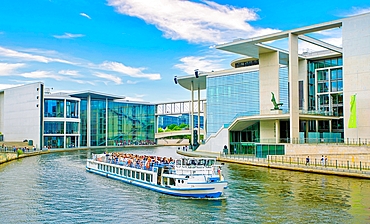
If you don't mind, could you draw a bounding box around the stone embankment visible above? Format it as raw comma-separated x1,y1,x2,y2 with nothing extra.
0,151,50,164
177,150,370,179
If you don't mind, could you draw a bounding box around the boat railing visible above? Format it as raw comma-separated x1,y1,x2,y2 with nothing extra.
92,154,177,172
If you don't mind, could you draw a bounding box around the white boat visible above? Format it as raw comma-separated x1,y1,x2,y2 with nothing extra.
86,153,227,198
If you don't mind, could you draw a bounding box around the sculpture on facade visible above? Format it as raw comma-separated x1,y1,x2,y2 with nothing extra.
271,92,283,110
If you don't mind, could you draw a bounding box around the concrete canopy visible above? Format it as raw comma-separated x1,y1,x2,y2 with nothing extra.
177,74,207,91
228,114,340,132
216,19,342,57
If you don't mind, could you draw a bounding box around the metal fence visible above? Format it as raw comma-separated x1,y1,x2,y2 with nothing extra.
220,153,370,176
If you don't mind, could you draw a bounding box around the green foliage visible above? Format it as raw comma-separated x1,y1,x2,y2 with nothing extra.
158,127,164,133
17,149,23,156
172,126,182,131
179,123,188,129
167,124,177,130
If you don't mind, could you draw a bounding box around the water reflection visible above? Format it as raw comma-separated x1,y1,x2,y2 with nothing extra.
0,146,369,223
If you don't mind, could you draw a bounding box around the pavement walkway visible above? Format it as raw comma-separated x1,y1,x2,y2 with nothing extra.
177,150,370,179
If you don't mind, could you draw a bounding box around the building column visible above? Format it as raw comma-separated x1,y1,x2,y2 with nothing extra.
64,99,67,148
105,98,108,147
190,81,194,147
203,101,207,139
197,88,201,144
289,33,299,144
87,94,91,147
275,119,280,143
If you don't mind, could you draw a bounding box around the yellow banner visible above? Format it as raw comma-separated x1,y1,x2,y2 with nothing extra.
348,94,357,128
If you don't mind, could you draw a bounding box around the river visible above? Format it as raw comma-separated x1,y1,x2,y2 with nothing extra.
0,146,369,223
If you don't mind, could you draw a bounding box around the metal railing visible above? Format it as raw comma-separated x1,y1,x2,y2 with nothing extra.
219,154,370,176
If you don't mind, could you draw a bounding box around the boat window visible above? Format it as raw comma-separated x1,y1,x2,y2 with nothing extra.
132,171,135,178
163,177,168,185
120,168,123,176
124,169,127,176
198,159,206,165
136,172,140,179
190,159,197,166
169,178,175,186
163,168,169,174
128,170,131,177
178,180,181,183
110,166,113,173
146,174,152,182
176,160,182,166
98,164,101,170
141,173,145,180
207,160,215,166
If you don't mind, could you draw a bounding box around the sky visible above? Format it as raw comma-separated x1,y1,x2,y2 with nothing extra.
0,0,370,103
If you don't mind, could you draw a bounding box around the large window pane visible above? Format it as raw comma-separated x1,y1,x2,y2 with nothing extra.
44,121,64,134
66,100,79,118
44,99,64,117
66,122,79,134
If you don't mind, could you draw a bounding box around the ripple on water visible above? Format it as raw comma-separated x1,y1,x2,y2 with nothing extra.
0,147,370,223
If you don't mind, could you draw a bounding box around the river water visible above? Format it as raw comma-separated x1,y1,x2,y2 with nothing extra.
0,146,369,224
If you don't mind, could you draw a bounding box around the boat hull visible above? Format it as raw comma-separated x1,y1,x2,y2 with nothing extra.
86,164,227,198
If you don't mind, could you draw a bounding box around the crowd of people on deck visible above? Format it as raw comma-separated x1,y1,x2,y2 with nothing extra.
94,152,175,171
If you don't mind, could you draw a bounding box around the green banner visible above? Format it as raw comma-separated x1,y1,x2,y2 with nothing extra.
348,94,357,128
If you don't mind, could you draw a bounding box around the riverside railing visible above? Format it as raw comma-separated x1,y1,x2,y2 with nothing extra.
220,154,370,176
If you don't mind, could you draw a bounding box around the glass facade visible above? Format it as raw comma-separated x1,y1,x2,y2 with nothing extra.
90,99,107,146
44,136,64,148
207,71,260,136
80,99,88,147
44,121,64,134
66,100,79,118
308,57,344,135
79,98,155,147
44,99,64,117
107,102,155,146
279,66,289,111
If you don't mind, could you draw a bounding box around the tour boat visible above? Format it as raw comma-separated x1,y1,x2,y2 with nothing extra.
86,153,227,198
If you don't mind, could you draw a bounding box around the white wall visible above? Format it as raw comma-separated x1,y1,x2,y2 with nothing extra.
0,92,4,135
3,83,42,147
343,13,370,140
197,128,228,153
259,52,280,113
260,120,276,142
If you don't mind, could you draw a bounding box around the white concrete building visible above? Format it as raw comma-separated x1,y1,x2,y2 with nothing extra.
176,13,370,156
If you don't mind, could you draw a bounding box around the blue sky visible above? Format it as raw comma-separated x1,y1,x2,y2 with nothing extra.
0,0,369,103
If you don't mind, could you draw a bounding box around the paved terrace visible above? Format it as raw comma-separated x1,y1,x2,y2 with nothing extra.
177,150,370,179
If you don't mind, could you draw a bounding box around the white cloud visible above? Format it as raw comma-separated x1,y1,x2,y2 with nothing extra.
0,83,23,90
107,0,280,44
174,56,226,74
80,12,91,19
342,7,370,17
0,63,25,75
0,46,74,64
19,70,63,80
53,33,85,39
94,72,123,84
58,70,81,76
126,80,138,84
100,61,161,80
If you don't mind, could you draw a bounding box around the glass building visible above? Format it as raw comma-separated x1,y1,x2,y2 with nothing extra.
42,91,155,148
175,13,370,157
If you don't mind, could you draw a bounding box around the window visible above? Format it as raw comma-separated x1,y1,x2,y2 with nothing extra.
44,99,64,117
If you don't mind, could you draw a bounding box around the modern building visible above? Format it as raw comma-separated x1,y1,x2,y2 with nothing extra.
0,82,155,149
158,114,204,129
176,13,370,156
